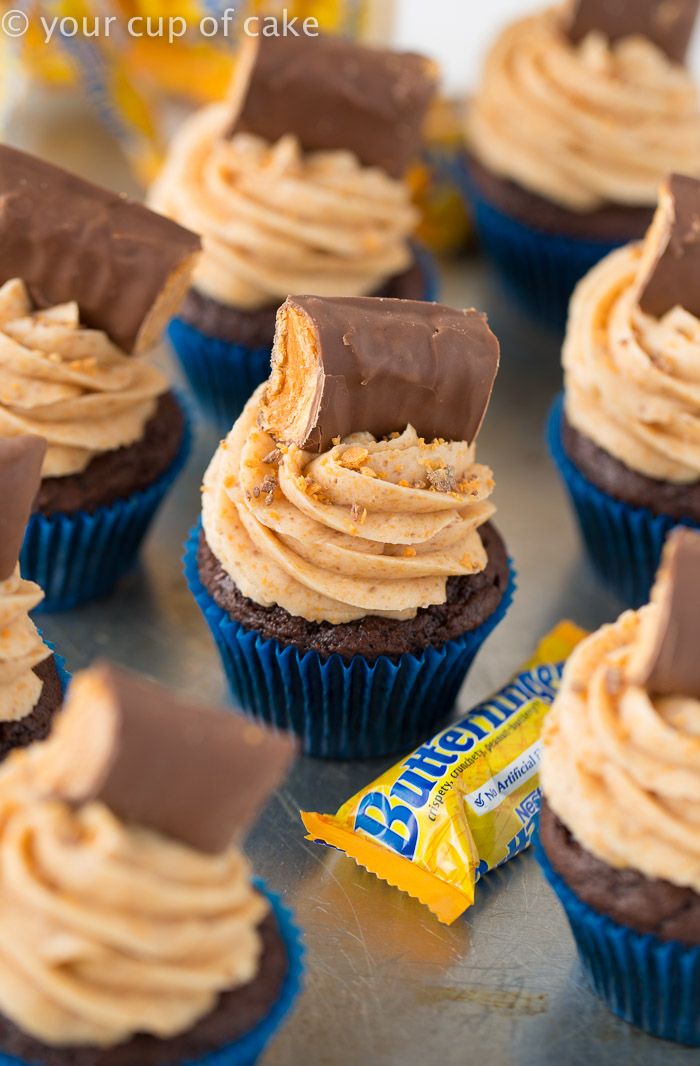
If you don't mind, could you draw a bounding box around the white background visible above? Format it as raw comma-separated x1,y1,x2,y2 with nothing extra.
391,0,700,93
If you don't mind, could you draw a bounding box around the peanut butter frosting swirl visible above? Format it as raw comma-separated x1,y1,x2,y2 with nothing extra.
542,606,700,892
563,243,700,483
202,387,496,625
149,103,418,311
0,279,168,478
468,7,700,211
0,715,267,1048
0,567,49,724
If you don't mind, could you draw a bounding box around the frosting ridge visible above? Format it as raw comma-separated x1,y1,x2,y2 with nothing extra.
150,103,418,311
0,279,168,478
202,387,496,624
0,568,49,723
468,8,700,211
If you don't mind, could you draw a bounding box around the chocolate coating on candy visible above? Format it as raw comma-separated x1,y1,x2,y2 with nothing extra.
637,174,700,320
0,146,201,354
260,296,500,453
631,528,700,698
0,435,46,581
228,34,437,178
54,662,297,853
566,0,699,63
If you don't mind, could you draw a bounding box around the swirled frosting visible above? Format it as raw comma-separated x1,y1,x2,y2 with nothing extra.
542,605,700,891
468,7,700,211
0,567,49,723
202,387,496,624
149,103,418,311
0,279,168,478
563,243,700,483
0,708,267,1048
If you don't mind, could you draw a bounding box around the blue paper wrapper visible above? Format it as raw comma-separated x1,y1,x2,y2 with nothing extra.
458,160,621,329
168,245,441,434
547,394,699,608
184,523,515,760
537,835,700,1047
22,401,192,613
0,879,303,1066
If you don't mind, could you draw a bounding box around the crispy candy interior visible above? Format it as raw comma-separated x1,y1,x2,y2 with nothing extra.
260,303,321,445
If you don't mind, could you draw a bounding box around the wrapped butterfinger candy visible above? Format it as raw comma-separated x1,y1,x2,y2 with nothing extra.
301,621,586,923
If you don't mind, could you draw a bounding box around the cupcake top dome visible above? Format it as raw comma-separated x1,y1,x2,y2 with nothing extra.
202,295,502,625
541,527,700,894
467,0,700,211
0,661,295,1047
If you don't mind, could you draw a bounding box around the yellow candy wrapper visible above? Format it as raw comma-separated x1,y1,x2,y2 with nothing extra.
301,621,587,924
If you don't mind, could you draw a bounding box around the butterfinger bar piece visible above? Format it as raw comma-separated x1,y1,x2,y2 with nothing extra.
227,34,437,178
630,528,700,698
637,174,700,320
0,146,201,354
0,435,46,581
51,662,297,853
260,296,500,453
566,0,699,63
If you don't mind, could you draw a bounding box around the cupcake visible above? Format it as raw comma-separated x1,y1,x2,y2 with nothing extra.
0,659,303,1065
550,172,700,607
0,436,68,760
150,33,438,430
463,0,700,325
538,527,700,1045
185,294,514,759
0,146,202,610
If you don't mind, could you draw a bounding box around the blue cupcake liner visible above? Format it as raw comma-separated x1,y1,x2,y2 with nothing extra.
547,393,699,608
537,834,700,1046
0,879,303,1066
22,399,192,613
168,245,440,434
184,522,515,760
458,159,622,329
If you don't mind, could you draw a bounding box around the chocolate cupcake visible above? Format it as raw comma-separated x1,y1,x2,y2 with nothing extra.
185,295,514,759
0,436,68,760
151,33,439,429
549,173,700,607
462,0,700,324
0,660,303,1066
0,146,201,610
538,528,700,1045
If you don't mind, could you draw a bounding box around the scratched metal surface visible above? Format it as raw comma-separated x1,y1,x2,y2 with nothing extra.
10,89,697,1066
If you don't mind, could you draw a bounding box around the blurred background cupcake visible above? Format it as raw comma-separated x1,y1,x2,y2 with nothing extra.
0,436,68,760
185,295,513,759
462,0,700,327
538,528,700,1046
0,660,302,1066
549,173,700,608
150,32,440,431
0,148,200,611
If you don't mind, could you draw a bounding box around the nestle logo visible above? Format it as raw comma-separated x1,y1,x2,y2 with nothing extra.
514,788,541,824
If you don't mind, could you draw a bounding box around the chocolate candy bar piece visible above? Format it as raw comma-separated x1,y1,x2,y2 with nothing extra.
0,146,201,354
228,34,437,178
0,435,46,581
260,296,500,453
566,0,699,63
637,174,700,320
54,662,297,852
631,528,700,697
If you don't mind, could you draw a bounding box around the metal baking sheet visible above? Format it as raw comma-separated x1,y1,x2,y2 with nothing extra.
10,90,695,1066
